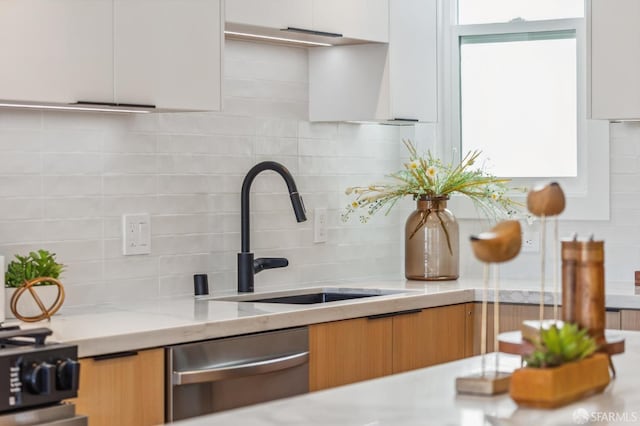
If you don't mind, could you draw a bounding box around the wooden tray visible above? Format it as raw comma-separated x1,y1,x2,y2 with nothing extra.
510,353,610,408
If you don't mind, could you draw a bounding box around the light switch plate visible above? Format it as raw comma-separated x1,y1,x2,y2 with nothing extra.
122,213,151,255
313,208,328,243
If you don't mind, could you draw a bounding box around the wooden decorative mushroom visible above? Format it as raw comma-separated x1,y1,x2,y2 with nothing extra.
526,182,566,322
456,220,522,396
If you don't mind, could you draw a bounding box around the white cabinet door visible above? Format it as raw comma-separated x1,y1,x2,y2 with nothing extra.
0,0,113,104
589,0,640,120
389,0,437,122
309,0,436,122
226,0,312,30
114,0,222,110
313,0,388,42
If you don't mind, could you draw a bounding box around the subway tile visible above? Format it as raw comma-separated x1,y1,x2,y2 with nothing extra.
0,220,43,244
0,176,41,197
104,175,157,195
0,198,42,220
44,197,103,219
101,196,157,217
42,218,103,241
43,130,103,152
158,175,209,194
152,214,209,236
0,110,42,129
103,132,156,153
42,153,102,174
103,257,158,281
43,176,101,196
0,129,43,151
104,154,157,174
156,195,208,214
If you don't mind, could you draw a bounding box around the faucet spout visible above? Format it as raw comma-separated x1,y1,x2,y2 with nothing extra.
238,161,307,292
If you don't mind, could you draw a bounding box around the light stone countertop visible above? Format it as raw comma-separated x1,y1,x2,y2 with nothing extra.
173,330,640,426
11,278,640,357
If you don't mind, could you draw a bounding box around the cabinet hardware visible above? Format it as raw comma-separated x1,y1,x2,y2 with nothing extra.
390,118,419,122
75,101,156,109
282,27,343,38
367,309,422,320
92,351,138,361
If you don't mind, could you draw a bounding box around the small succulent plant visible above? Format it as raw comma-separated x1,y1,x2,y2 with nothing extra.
525,322,598,368
5,250,65,288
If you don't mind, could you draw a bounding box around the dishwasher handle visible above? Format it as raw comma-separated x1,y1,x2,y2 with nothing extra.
172,351,309,386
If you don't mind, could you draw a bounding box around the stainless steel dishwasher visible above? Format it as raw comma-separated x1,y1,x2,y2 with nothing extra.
166,327,309,422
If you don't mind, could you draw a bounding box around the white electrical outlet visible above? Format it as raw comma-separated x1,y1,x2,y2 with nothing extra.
122,213,151,255
522,229,540,253
313,208,328,243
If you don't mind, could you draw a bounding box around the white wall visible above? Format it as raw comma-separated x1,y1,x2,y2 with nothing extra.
457,122,640,284
0,40,406,307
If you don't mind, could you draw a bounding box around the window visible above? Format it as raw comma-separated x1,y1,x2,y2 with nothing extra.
442,0,609,220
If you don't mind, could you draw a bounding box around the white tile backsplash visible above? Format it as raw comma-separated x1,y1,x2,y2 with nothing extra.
0,39,400,307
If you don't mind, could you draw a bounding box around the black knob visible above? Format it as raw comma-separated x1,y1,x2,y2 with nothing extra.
56,358,80,391
25,362,56,395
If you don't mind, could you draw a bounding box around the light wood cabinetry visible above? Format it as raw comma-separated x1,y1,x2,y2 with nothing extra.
588,0,640,120
310,304,471,391
309,315,392,391
309,0,437,122
0,0,113,104
73,349,164,426
393,303,473,373
472,303,622,354
621,309,640,331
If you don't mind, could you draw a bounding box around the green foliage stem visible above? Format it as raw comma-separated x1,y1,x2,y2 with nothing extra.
5,250,65,288
524,323,598,368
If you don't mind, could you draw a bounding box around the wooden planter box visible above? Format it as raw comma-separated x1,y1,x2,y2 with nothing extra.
510,353,611,408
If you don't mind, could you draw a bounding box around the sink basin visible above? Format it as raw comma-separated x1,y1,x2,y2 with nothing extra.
218,288,408,305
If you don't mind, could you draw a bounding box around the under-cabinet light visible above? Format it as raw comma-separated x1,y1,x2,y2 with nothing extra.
224,31,333,47
0,102,151,113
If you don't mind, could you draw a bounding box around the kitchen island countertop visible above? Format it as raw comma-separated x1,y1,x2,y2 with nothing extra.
173,330,640,426
12,278,640,357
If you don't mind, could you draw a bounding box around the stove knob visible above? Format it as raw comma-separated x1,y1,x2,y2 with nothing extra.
57,358,80,391
25,362,56,395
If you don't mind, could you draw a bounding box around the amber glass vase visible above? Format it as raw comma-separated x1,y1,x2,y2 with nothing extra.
405,196,459,280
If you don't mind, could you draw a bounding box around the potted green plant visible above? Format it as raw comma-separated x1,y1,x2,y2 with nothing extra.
510,322,610,408
5,250,66,321
342,139,521,280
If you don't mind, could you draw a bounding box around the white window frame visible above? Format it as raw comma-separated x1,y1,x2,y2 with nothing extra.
438,0,609,221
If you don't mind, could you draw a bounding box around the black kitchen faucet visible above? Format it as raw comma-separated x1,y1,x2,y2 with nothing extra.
237,161,307,292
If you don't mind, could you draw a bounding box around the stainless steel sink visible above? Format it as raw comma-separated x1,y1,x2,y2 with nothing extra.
217,288,408,305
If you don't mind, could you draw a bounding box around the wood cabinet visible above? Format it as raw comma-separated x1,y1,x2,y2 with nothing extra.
225,0,387,43
309,0,437,122
73,348,164,426
0,0,222,112
472,303,623,354
588,0,640,120
0,0,113,105
309,303,472,391
621,309,640,331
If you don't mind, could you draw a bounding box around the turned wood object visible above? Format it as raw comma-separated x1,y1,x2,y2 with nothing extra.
561,238,605,344
526,182,565,217
561,238,579,323
469,220,522,264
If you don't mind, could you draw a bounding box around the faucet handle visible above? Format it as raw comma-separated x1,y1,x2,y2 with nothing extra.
254,257,289,273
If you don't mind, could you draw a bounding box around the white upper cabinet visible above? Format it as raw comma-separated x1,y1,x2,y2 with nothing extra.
0,0,222,112
588,0,640,120
312,0,388,42
0,0,113,105
226,0,313,30
225,0,388,43
309,0,437,122
114,0,222,110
